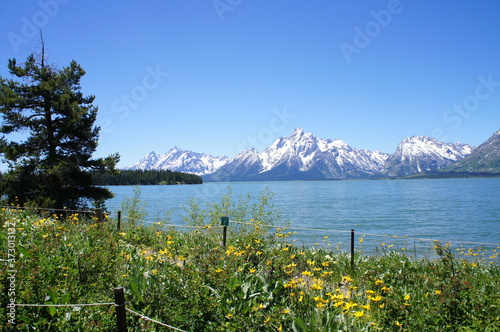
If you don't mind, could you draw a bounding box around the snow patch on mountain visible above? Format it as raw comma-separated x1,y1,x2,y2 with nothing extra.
206,128,390,180
126,147,229,176
383,136,472,176
126,128,479,180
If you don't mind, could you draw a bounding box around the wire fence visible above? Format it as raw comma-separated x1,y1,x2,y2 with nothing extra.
4,206,500,250
13,289,188,332
2,205,499,330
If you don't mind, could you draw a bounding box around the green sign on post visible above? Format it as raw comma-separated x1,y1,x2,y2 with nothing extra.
220,216,229,226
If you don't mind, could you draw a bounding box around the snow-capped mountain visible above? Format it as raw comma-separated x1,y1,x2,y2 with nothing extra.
206,128,390,181
126,128,484,180
452,129,500,173
382,136,473,177
125,147,229,176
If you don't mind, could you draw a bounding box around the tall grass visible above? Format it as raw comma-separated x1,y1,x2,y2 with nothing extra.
1,189,499,331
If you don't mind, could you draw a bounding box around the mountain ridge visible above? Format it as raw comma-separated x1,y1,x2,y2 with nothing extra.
450,129,500,173
126,128,499,181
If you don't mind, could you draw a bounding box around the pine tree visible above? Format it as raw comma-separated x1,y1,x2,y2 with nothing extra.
0,46,119,210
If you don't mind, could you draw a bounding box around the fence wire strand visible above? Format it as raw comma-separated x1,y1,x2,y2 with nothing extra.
87,212,500,248
3,205,499,248
0,205,94,214
15,302,114,307
126,308,188,332
119,214,223,229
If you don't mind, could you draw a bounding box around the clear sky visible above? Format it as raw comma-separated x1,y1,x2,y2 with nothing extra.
1,0,499,168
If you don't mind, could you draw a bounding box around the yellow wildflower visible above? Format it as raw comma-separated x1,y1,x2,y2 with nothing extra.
310,279,324,290
353,310,364,317
333,300,344,307
368,295,383,302
253,303,265,311
344,301,358,310
342,275,354,283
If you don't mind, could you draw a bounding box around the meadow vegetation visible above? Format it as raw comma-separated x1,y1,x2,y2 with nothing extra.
1,188,499,331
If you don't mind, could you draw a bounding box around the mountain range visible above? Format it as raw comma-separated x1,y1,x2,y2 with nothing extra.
126,128,500,181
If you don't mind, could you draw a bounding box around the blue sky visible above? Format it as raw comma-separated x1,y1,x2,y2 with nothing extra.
1,0,499,168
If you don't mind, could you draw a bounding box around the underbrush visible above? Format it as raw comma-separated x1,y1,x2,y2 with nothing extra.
1,190,499,331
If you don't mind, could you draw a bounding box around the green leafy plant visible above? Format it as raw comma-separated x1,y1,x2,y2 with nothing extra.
1,192,499,331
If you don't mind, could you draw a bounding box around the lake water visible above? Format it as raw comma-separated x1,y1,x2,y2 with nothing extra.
106,178,500,261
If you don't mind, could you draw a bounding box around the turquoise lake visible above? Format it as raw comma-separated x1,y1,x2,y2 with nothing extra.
106,178,500,260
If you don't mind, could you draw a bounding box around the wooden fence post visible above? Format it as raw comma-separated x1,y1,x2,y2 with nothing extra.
95,208,104,223
350,229,355,269
117,211,122,231
114,287,128,332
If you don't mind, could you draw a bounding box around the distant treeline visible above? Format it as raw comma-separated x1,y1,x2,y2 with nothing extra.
92,169,202,185
404,171,500,179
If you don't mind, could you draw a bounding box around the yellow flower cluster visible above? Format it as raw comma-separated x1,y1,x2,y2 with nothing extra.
225,245,246,257
456,246,499,261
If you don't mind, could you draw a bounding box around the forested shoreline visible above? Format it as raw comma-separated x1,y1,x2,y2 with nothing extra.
92,169,202,185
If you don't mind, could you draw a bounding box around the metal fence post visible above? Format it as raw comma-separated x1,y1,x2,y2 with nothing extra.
117,211,122,231
350,229,355,269
221,216,229,247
